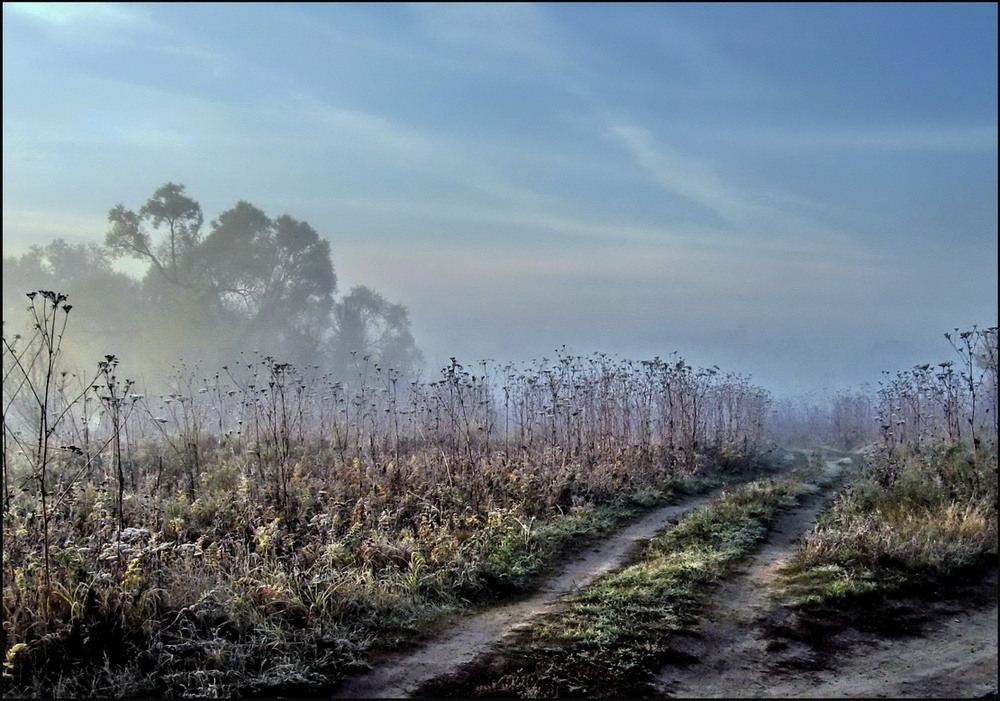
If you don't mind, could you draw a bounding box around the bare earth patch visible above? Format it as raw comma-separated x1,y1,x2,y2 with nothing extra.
654,457,999,699
760,601,998,698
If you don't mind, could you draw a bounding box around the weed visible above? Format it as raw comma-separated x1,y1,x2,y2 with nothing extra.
3,294,779,697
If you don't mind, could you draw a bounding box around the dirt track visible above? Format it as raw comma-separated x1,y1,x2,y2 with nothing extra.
654,455,999,698
757,602,998,698
333,453,999,698
332,492,717,698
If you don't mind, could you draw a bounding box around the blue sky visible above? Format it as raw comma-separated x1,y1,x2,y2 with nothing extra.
3,2,997,397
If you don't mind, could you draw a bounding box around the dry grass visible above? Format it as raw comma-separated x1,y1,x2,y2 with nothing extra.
2,293,775,697
774,445,998,611
1,448,771,697
416,473,809,698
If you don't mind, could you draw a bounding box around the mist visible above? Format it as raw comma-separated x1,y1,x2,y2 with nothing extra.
2,184,424,394
3,3,997,402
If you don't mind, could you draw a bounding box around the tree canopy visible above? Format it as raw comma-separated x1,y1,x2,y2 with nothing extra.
332,285,425,377
106,182,204,288
3,183,423,384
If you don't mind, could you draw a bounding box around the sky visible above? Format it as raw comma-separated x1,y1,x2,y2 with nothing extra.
3,2,997,398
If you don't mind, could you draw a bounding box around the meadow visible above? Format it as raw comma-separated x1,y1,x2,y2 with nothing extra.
3,290,772,697
3,292,995,697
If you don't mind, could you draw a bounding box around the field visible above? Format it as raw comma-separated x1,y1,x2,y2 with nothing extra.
2,293,996,697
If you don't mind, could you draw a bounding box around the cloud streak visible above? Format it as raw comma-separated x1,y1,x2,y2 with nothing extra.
2,3,995,397
4,2,135,26
609,122,748,226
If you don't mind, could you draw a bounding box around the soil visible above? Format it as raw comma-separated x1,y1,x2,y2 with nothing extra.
332,491,719,698
653,455,999,699
332,452,999,698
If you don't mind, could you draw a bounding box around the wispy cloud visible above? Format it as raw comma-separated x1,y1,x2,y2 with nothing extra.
607,119,888,265
118,125,198,150
298,100,442,168
274,93,572,215
609,122,746,225
2,208,106,247
5,3,229,78
4,2,135,26
411,3,569,67
336,221,882,302
408,2,591,97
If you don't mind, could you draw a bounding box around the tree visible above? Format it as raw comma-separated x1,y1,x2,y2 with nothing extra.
98,182,423,379
199,202,337,365
331,285,424,380
2,240,141,366
106,182,203,288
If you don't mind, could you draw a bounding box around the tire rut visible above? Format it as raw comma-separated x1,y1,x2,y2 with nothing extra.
331,491,718,698
653,455,849,697
653,455,999,699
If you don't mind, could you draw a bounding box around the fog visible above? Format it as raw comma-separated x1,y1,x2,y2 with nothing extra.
2,184,423,393
3,3,997,402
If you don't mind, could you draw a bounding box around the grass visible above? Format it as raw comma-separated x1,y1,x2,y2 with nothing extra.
0,446,775,698
11,293,989,697
772,443,998,624
416,462,820,698
3,293,779,698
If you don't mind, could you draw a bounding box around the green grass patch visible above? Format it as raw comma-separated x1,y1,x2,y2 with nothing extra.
417,474,809,698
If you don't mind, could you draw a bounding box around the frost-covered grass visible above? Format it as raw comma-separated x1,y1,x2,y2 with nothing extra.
3,290,779,697
418,472,810,698
774,444,998,615
1,446,774,698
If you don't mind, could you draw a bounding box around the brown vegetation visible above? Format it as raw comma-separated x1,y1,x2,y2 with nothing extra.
2,291,771,697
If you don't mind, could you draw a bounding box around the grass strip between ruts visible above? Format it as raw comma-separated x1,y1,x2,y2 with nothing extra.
416,471,813,698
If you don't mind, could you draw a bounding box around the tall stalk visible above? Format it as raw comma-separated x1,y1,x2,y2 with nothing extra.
2,291,74,615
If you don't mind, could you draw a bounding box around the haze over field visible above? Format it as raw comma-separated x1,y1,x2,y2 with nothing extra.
3,2,997,397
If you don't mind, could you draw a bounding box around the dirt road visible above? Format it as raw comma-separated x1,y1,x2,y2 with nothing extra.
332,492,717,698
654,456,998,698
333,453,999,698
657,454,997,698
